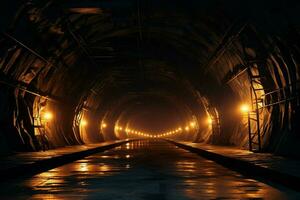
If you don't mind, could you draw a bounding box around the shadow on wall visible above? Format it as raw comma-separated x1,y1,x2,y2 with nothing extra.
205,25,300,156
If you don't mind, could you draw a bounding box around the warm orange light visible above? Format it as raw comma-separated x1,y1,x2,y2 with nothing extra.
190,122,196,128
240,104,250,113
42,111,53,121
207,117,213,125
81,119,88,126
102,123,107,128
185,126,190,131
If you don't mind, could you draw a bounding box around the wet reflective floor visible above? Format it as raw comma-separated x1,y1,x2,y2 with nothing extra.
1,140,299,200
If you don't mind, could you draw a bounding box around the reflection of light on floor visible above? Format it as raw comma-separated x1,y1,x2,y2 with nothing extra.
78,163,89,172
99,164,111,172
78,181,88,186
31,194,67,200
245,193,259,198
252,185,289,200
35,171,53,178
183,179,198,186
100,155,120,159
203,170,215,176
100,155,110,158
204,188,216,194
10,140,295,200
125,143,133,150
176,161,196,173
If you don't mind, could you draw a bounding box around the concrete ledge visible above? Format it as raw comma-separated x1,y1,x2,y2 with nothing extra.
167,140,300,191
0,140,132,181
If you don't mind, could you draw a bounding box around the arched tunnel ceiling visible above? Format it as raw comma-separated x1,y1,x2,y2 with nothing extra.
0,0,300,154
0,1,279,101
2,0,233,94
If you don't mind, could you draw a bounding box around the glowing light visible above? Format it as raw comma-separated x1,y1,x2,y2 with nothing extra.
207,117,213,125
240,104,250,113
190,122,196,128
102,123,107,128
42,111,53,121
81,119,88,126
118,126,192,138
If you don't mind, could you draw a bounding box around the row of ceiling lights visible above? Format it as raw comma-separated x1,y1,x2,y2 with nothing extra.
123,127,183,138
41,103,250,133
114,120,198,138
39,111,199,134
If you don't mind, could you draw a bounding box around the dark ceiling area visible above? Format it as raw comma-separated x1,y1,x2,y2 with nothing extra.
0,0,299,157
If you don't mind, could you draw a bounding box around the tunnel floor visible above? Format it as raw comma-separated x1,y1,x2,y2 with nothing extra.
1,140,299,200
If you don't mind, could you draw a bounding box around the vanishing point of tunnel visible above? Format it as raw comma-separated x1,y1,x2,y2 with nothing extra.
0,0,300,199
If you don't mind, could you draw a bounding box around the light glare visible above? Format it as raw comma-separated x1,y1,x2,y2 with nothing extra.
207,117,213,125
81,119,87,126
102,123,107,128
240,104,250,113
43,111,53,121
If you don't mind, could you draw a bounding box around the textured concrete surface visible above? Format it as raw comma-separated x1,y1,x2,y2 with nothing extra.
168,140,300,191
0,140,299,199
0,139,131,179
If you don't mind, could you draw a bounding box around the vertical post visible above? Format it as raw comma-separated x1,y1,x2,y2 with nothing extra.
247,110,252,151
256,101,261,151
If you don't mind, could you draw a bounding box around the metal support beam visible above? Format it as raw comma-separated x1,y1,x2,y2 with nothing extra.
2,32,58,69
0,79,57,102
203,19,248,74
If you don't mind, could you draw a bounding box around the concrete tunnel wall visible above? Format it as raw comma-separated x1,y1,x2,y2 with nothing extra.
0,0,299,157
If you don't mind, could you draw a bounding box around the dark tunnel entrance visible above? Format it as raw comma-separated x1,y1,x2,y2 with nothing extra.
0,0,300,159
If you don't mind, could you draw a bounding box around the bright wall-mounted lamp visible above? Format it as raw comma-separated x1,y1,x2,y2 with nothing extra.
240,104,250,113
185,126,190,131
101,122,107,128
207,116,213,125
42,111,53,121
81,119,88,127
190,122,196,128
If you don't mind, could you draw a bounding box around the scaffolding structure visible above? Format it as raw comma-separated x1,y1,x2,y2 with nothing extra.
247,62,264,152
246,62,300,152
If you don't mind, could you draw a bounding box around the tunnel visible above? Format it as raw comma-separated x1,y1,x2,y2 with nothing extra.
0,0,300,199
